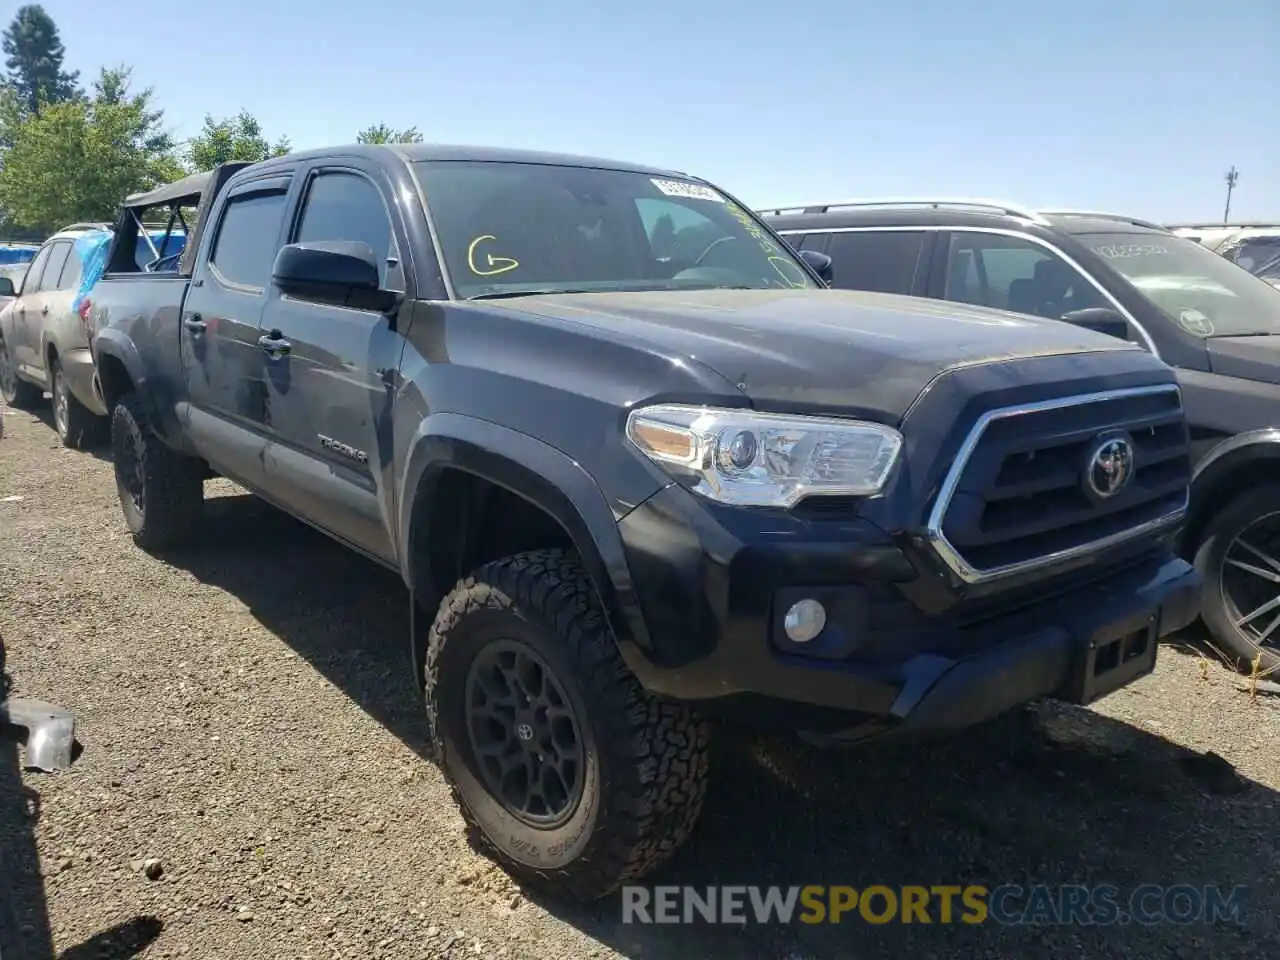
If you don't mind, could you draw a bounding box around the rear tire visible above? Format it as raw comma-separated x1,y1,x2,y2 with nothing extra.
0,337,42,409
50,357,106,449
1193,484,1280,675
111,392,204,551
425,548,711,901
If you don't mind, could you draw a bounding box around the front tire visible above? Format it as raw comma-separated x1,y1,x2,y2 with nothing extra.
1193,484,1280,674
111,392,205,551
50,358,106,449
426,549,711,901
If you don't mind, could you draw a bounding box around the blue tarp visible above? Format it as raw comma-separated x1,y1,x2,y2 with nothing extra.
71,230,112,314
71,229,188,313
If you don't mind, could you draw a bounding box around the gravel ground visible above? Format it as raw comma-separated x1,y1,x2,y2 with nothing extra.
1,402,1278,960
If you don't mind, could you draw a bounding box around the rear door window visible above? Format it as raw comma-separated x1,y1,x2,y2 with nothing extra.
824,230,925,294
40,242,72,293
209,190,289,290
56,242,85,290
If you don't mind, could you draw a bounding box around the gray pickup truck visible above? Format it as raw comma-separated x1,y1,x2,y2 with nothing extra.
89,145,1201,900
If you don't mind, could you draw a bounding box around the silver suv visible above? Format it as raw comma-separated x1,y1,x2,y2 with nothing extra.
0,223,113,447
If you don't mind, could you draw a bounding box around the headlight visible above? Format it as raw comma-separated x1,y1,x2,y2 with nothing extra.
625,404,903,508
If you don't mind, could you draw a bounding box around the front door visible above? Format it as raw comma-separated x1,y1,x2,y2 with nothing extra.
10,242,55,373
179,176,292,488
257,164,408,563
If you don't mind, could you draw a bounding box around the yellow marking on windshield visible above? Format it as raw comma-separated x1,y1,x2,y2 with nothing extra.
769,256,807,288
467,235,520,276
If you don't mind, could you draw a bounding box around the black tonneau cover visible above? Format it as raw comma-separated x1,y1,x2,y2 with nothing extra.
106,161,255,277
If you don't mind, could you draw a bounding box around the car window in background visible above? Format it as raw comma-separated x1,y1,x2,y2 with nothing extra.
415,160,815,298
1078,232,1280,337
57,242,86,291
945,232,1109,319
20,244,54,295
209,191,289,290
294,171,401,289
41,242,73,293
825,230,924,294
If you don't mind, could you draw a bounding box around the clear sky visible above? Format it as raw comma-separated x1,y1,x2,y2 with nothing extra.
48,0,1278,223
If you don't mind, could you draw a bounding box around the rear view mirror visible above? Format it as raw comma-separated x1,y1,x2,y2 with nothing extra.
0,276,13,297
272,241,400,314
1060,307,1130,341
797,249,834,285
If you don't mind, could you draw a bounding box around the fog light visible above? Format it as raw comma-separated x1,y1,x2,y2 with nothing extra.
783,599,827,643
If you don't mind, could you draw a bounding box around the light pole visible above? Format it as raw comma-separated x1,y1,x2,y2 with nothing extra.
1224,166,1239,224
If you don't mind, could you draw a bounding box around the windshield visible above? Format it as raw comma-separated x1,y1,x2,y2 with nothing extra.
1076,231,1280,337
414,160,815,298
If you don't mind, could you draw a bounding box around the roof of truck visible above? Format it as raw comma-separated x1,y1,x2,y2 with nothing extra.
256,143,698,179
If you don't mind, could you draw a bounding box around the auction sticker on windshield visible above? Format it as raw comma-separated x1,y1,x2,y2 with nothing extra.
651,178,725,203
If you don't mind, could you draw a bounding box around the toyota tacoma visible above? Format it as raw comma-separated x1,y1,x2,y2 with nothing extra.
88,146,1201,900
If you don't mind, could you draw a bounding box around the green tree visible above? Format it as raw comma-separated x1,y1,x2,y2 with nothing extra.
356,122,422,145
186,110,290,170
1,4,80,116
0,67,182,233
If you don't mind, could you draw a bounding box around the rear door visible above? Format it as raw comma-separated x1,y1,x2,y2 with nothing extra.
35,241,78,357
179,175,292,488
820,229,932,295
256,161,409,562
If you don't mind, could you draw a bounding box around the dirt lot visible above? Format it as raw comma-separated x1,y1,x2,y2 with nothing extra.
1,404,1278,960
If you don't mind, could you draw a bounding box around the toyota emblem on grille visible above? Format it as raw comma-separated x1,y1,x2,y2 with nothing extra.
1085,434,1135,500
515,723,535,741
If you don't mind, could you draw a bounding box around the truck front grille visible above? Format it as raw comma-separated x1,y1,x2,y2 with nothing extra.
927,384,1190,583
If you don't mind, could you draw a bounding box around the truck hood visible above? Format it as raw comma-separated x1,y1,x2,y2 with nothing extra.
505,288,1138,421
1206,334,1280,386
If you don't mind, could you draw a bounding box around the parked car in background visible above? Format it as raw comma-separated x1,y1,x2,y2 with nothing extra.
1170,223,1280,292
0,221,186,448
1167,222,1280,280
0,241,40,267
760,199,1280,672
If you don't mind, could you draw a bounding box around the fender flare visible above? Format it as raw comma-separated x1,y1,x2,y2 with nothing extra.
1184,428,1280,546
397,412,650,653
90,329,148,403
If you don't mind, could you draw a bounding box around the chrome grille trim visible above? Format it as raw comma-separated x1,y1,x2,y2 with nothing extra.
924,384,1188,584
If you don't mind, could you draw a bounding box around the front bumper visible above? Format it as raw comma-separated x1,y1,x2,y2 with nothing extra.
614,484,1201,734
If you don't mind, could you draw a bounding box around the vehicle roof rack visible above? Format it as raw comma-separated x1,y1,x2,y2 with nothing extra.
1165,221,1280,230
757,198,1052,225
1037,210,1169,232
56,222,113,233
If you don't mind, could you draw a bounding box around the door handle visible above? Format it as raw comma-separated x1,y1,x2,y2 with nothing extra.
183,314,206,332
258,333,291,358
40,306,49,316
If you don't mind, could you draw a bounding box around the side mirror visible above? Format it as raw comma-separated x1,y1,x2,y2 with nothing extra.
797,249,834,285
0,276,14,297
1060,307,1131,340
272,241,401,314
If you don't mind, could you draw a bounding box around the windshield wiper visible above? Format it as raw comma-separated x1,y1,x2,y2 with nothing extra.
469,288,595,300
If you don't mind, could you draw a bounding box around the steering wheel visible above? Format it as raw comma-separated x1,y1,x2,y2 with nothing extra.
694,235,738,267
